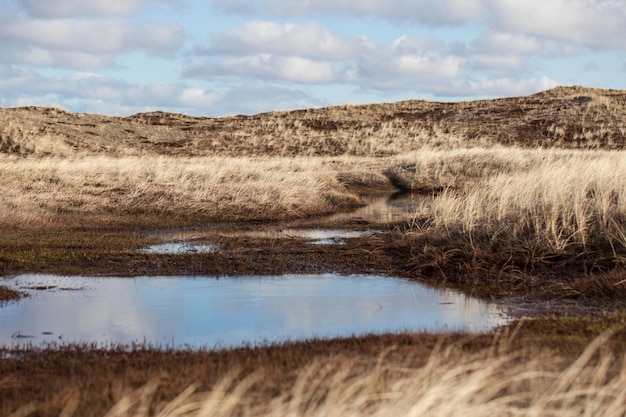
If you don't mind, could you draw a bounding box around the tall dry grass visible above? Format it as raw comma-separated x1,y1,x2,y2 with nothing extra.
395,148,626,274
58,331,624,417
0,155,367,228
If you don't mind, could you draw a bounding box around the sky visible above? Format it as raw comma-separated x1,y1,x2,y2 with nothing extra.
0,0,625,117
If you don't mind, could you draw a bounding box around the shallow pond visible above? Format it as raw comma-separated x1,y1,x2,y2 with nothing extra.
0,274,506,349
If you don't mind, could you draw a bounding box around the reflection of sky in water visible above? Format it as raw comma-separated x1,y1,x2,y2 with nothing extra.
139,242,217,254
0,274,507,349
150,194,427,245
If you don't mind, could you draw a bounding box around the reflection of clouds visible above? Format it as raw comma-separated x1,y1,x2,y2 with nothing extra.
75,281,155,342
431,290,507,332
1,275,160,345
0,274,508,349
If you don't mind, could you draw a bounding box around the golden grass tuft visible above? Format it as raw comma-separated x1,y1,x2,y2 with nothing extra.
391,148,626,279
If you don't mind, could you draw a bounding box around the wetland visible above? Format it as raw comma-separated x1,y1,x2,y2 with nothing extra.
2,86,626,416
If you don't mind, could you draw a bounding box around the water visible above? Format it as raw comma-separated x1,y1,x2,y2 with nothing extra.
142,193,425,252
139,242,218,254
0,274,507,349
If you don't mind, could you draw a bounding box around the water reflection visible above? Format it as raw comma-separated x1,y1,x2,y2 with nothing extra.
139,242,217,254
0,274,507,349
322,193,425,224
145,193,426,251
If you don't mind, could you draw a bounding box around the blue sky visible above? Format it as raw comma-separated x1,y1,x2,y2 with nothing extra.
0,0,624,116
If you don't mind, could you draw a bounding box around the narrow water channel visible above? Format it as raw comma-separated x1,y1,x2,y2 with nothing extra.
0,274,506,349
144,193,426,251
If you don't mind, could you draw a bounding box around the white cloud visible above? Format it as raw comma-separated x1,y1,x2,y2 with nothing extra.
392,36,445,55
213,0,488,25
3,19,183,55
214,0,626,54
12,48,115,68
185,55,335,83
17,0,184,18
470,54,526,75
487,0,626,51
122,83,222,109
0,65,320,116
440,76,559,97
19,0,144,17
215,84,323,115
204,21,367,60
188,23,469,90
473,31,542,55
0,64,38,89
391,55,462,78
0,2,184,70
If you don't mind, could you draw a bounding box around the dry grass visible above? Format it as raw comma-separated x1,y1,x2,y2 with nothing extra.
0,155,374,229
1,148,624,281
7,330,625,417
1,86,625,158
388,148,626,288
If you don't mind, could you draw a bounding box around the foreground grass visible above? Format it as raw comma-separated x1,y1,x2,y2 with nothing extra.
3,324,626,417
107,335,626,417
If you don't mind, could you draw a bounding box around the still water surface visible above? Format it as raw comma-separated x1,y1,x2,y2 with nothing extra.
0,274,506,349
144,194,427,251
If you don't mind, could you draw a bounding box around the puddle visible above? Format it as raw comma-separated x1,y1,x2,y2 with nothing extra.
145,193,424,250
0,274,507,349
172,228,376,245
139,242,217,254
290,229,374,245
322,193,425,224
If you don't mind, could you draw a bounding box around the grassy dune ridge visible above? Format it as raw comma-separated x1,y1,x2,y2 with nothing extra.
1,86,625,157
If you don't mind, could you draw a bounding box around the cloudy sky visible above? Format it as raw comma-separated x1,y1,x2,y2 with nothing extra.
1,0,625,116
